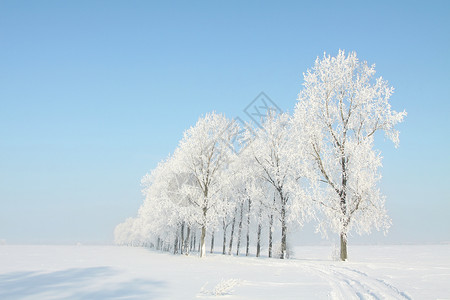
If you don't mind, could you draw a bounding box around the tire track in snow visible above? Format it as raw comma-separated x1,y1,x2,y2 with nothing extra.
303,263,411,300
302,264,363,299
339,266,412,300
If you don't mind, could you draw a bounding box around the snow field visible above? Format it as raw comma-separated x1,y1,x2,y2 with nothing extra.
0,245,449,299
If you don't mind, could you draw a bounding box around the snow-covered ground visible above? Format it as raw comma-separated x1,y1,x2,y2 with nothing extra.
0,245,449,299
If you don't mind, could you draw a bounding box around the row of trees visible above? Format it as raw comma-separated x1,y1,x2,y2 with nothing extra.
115,50,406,261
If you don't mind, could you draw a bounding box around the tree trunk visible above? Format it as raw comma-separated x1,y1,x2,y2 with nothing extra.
228,207,237,255
246,199,251,256
200,226,206,257
268,213,273,258
180,222,185,254
210,231,215,253
173,232,179,255
340,232,348,261
222,220,227,255
184,225,191,255
236,202,244,256
268,195,276,258
200,205,207,257
339,154,348,261
280,199,287,259
256,222,262,257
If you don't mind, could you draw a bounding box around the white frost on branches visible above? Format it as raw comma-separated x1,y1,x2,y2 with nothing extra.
292,50,406,260
115,50,406,261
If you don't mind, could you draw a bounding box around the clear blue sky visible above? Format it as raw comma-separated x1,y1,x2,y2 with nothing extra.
1,1,449,244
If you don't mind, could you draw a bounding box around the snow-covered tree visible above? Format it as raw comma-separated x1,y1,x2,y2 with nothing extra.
114,217,139,246
173,112,240,257
115,50,406,262
114,154,190,251
241,112,311,259
139,157,183,248
292,50,406,261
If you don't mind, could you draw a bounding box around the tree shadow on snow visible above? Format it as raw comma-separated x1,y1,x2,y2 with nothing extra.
0,267,165,299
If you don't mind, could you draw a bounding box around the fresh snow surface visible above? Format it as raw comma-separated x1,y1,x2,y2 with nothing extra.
0,245,449,299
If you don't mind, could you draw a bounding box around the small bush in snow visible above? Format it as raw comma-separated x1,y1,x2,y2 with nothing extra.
200,279,241,296
212,278,241,295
